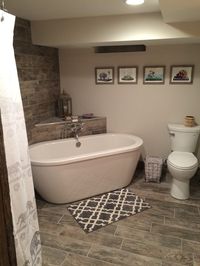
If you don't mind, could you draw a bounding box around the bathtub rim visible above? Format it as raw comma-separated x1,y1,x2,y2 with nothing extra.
29,133,143,167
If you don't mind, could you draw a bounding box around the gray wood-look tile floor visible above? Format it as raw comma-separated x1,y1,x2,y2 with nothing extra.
37,168,200,266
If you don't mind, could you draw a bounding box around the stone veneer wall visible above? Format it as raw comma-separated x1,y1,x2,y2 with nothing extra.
13,17,60,142
31,117,107,144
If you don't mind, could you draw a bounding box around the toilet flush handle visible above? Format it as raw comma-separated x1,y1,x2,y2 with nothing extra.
169,132,175,137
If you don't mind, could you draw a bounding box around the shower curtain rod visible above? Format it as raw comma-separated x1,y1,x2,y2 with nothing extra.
0,0,7,22
0,0,7,11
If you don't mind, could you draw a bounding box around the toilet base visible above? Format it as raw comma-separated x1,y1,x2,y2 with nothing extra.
171,178,190,200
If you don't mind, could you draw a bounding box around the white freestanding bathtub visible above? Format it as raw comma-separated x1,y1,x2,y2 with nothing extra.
29,133,143,204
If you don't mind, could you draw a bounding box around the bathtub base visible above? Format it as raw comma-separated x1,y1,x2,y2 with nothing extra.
32,151,140,204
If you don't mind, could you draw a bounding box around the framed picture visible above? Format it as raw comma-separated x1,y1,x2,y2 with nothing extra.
118,66,138,84
143,66,165,84
95,67,114,84
170,65,194,84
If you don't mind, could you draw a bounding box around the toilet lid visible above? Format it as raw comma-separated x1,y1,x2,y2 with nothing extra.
168,151,198,170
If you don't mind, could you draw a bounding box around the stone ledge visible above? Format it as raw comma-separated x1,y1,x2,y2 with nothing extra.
30,116,107,144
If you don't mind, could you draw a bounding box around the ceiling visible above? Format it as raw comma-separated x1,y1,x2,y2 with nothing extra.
6,0,160,21
6,0,200,47
6,0,200,23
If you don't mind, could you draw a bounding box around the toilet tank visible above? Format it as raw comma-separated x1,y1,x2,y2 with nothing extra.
168,124,200,152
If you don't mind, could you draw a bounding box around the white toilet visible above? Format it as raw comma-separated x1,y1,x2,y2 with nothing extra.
167,123,200,200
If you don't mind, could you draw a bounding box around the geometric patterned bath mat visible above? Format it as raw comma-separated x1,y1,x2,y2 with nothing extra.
67,188,151,233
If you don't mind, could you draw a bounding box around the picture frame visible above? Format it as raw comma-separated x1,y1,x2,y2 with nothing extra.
170,65,194,84
143,66,165,84
95,67,114,84
118,66,138,84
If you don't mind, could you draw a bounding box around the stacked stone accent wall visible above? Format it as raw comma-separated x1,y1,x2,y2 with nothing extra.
13,18,60,142
31,117,107,144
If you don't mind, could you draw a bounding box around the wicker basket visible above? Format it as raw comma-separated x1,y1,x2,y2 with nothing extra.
145,156,163,183
184,116,195,127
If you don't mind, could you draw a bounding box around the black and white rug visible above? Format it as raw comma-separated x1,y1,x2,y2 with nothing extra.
67,188,151,233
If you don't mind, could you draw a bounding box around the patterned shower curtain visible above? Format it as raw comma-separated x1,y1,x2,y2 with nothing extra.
0,11,42,266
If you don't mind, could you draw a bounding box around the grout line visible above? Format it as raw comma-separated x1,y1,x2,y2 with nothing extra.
120,238,124,250
173,208,176,218
42,244,68,266
114,222,182,244
163,216,166,225
192,253,195,266
87,248,118,266
60,257,67,266
86,244,93,257
60,246,118,266
180,238,183,251
57,214,64,224
149,222,153,233
113,225,118,236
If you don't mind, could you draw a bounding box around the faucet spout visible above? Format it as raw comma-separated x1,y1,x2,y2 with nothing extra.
75,133,81,147
61,116,84,147
75,133,79,141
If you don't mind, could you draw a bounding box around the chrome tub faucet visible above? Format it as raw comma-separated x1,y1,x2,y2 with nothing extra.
60,116,84,147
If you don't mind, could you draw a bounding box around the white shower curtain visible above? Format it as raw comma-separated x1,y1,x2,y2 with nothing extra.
0,11,42,266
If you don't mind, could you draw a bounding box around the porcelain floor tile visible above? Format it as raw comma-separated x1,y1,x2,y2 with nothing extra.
88,244,162,266
36,168,200,266
151,223,200,242
62,252,119,266
122,238,193,265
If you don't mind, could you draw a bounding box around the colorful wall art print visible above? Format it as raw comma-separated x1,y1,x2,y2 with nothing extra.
170,65,194,84
95,67,114,84
118,66,138,84
143,66,165,84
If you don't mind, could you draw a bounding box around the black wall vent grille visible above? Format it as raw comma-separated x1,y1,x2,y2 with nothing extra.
95,45,146,53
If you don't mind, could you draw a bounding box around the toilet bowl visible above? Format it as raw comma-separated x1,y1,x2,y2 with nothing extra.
167,151,198,200
167,123,200,200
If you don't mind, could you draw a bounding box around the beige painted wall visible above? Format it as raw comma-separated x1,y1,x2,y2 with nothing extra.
59,44,200,160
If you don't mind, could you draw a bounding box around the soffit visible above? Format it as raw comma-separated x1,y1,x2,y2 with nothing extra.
159,0,200,23
6,0,160,21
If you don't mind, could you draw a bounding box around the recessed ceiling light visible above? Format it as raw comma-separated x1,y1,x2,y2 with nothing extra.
125,0,144,6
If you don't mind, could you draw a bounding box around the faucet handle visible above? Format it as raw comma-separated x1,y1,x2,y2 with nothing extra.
65,116,72,122
80,122,85,130
71,115,79,123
